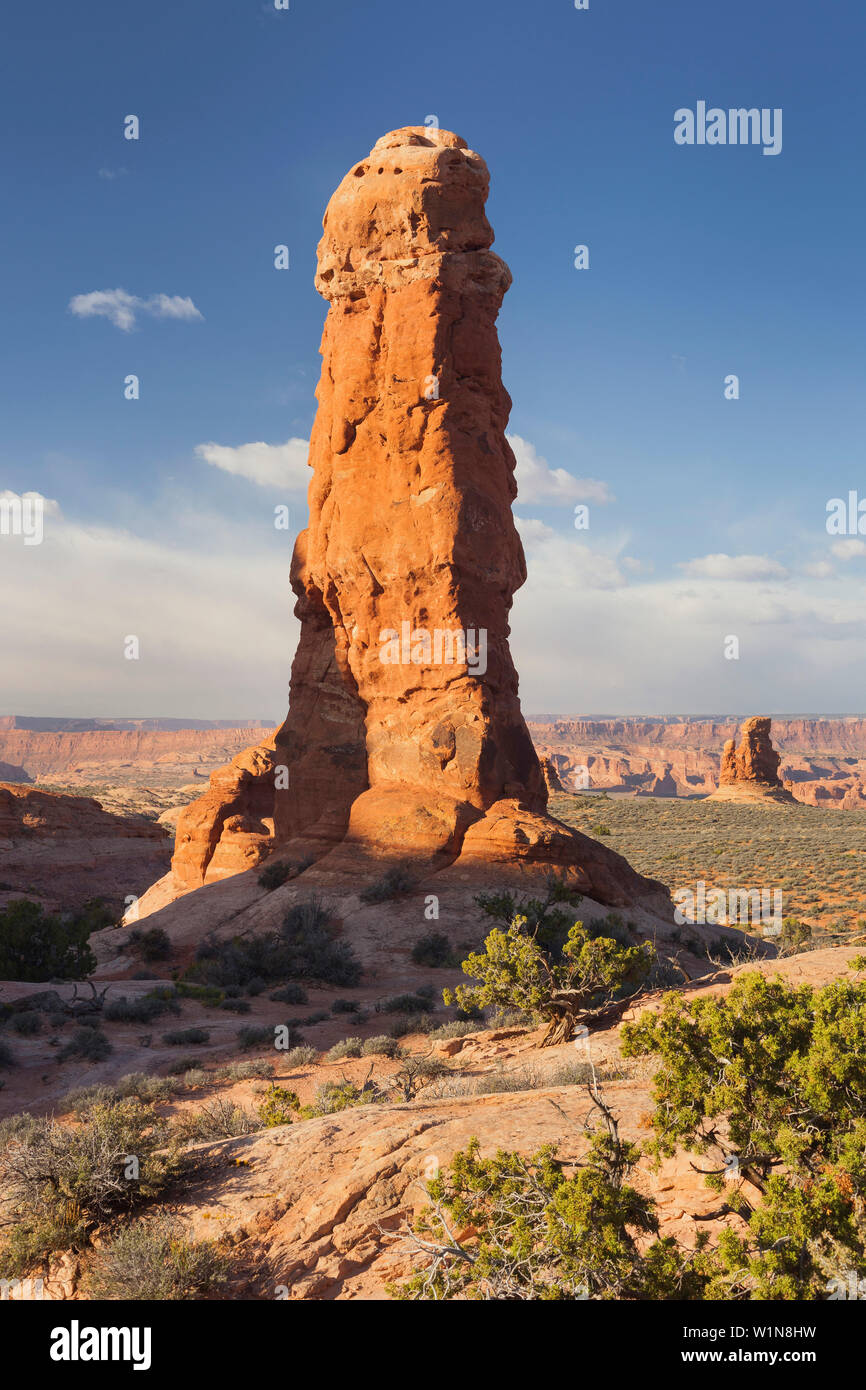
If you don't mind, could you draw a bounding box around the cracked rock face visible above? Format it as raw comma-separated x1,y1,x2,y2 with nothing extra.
167,128,670,911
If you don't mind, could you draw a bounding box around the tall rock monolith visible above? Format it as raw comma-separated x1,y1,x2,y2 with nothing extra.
169,127,668,910
707,716,797,805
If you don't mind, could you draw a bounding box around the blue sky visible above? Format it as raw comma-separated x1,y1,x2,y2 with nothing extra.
1,0,864,718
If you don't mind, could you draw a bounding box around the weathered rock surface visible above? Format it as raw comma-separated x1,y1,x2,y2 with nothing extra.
0,783,170,912
708,716,797,805
172,740,278,890
155,127,668,917
14,946,856,1301
539,755,563,793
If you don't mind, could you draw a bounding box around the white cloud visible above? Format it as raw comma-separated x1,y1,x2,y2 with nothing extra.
677,553,788,581
514,515,555,544
511,525,866,713
98,167,127,180
803,561,834,579
507,433,613,505
195,438,311,491
831,539,866,561
68,288,204,332
0,504,294,717
0,490,61,517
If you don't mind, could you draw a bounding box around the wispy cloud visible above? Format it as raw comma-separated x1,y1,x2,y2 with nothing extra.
831,539,866,561
195,438,311,491
97,167,128,181
678,553,788,581
68,288,204,332
507,433,613,505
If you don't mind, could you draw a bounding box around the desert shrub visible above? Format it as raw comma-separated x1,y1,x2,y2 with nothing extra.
9,1012,41,1036
331,997,361,1014
411,932,458,968
84,1219,232,1300
218,998,251,1014
127,926,171,961
299,1011,329,1026
301,1078,382,1118
0,899,97,981
174,1099,259,1142
389,1054,450,1101
780,916,813,955
0,1100,181,1273
278,901,362,987
185,899,360,990
165,1056,204,1076
213,1059,275,1082
282,1045,318,1068
428,1019,481,1042
61,1083,119,1115
590,823,611,837
0,1111,42,1144
175,982,225,1007
474,877,587,958
181,1069,208,1089
62,1074,176,1116
584,912,635,949
244,977,266,997
376,984,435,1016
257,1084,301,1128
117,1072,177,1104
236,1025,275,1051
161,1027,210,1047
390,1101,707,1300
58,1027,112,1063
258,860,295,891
359,864,415,904
446,898,653,1047
621,970,866,1298
326,1037,363,1061
270,983,308,1006
104,994,179,1024
361,1035,400,1057
387,1013,438,1039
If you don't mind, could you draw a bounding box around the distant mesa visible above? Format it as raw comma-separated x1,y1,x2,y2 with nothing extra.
706,716,798,805
0,761,32,784
637,765,678,798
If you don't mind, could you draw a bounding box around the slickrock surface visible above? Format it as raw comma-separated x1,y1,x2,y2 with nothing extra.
15,946,858,1301
0,783,170,912
707,716,797,805
156,127,668,917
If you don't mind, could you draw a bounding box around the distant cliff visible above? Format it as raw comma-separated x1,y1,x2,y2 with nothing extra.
528,717,866,807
